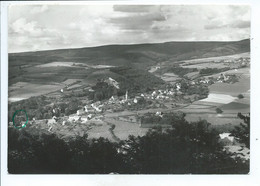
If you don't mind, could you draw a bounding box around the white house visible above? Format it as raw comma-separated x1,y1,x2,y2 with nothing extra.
219,133,234,142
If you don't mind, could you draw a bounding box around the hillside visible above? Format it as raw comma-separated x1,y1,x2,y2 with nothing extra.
9,39,250,71
8,39,250,99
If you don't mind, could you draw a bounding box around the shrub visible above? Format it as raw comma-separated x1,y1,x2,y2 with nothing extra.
199,67,230,75
238,94,244,99
8,113,249,174
231,113,250,148
216,108,223,114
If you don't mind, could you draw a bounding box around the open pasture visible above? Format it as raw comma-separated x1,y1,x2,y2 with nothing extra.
185,113,241,125
36,61,89,68
182,62,229,69
209,79,249,97
9,82,64,102
104,118,148,140
220,102,250,113
203,67,250,79
85,123,113,140
200,93,236,104
180,52,249,65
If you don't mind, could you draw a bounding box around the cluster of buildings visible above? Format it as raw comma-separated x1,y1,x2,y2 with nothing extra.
216,57,250,65
214,73,239,83
143,89,175,100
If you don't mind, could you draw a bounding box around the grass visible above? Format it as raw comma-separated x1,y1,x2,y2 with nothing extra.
182,62,229,69
9,82,64,102
185,113,241,126
220,102,250,111
104,117,148,140
209,78,250,96
200,93,236,104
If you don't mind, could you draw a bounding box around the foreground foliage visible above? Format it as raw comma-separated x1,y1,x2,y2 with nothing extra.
8,117,249,174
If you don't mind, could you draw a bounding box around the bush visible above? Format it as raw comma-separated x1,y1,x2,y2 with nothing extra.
8,114,249,174
231,113,250,148
199,67,230,75
238,94,244,99
216,108,223,114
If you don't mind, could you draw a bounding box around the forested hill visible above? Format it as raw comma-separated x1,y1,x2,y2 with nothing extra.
9,39,250,70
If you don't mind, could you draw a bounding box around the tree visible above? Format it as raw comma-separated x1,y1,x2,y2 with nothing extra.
8,114,249,174
232,113,250,148
121,119,248,174
216,108,223,114
237,94,244,99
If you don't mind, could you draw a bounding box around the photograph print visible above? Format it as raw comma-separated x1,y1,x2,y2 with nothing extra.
8,4,250,174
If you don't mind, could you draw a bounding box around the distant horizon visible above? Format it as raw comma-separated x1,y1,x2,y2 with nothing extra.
9,38,250,54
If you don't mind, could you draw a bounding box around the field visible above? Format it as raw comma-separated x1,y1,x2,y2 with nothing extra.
161,72,179,82
104,117,148,140
183,67,250,126
182,62,229,69
185,113,242,126
36,61,89,68
179,52,250,65
209,78,250,97
9,82,64,102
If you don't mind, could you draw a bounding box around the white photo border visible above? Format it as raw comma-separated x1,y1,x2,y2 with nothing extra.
1,1,260,186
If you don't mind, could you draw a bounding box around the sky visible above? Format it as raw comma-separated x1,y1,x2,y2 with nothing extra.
8,4,250,53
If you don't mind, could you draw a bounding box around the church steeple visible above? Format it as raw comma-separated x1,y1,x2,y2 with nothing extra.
125,90,128,101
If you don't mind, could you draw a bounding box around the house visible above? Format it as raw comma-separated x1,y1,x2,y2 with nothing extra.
84,106,88,113
219,133,234,142
176,84,181,91
155,111,161,116
77,110,86,116
87,114,93,120
110,96,115,101
69,115,80,121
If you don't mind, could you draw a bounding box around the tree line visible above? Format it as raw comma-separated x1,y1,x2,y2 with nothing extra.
8,113,249,174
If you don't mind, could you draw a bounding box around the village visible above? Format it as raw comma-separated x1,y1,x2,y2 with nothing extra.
25,67,244,137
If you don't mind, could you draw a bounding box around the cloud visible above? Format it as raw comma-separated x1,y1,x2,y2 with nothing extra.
231,20,250,28
204,20,250,30
9,18,67,52
9,18,60,38
30,5,48,14
110,12,167,31
10,18,37,34
8,5,251,53
113,5,158,13
204,21,228,30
